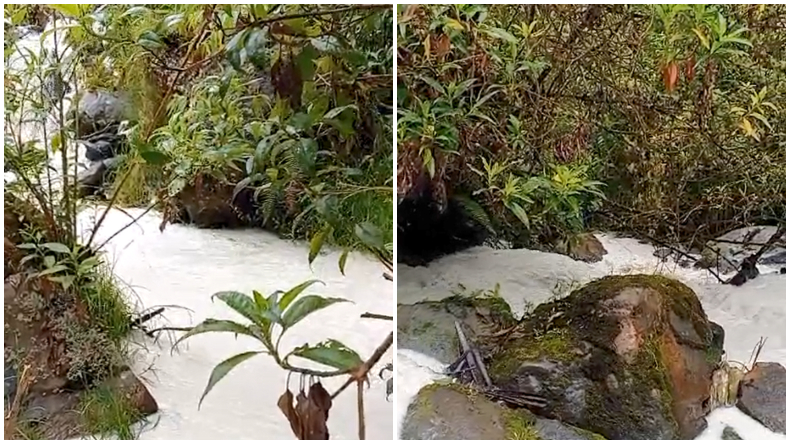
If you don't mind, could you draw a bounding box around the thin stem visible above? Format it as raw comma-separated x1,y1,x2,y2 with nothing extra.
357,380,365,440
331,331,393,399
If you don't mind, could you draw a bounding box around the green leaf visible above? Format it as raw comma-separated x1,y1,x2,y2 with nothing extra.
245,28,268,69
173,319,263,349
140,150,171,165
278,279,324,312
482,27,518,44
354,222,384,250
211,291,265,325
505,201,530,229
291,339,362,371
323,105,357,120
308,227,328,266
41,242,71,254
199,351,263,408
282,295,348,330
48,4,84,18
422,148,435,178
37,264,69,276
295,44,318,80
120,6,149,18
48,275,75,291
338,249,349,275
138,30,165,50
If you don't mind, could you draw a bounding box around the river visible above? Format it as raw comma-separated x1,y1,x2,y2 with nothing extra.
396,234,785,439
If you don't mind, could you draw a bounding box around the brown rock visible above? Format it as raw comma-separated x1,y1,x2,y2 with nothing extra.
171,174,252,228
102,369,158,416
560,232,608,263
489,275,722,439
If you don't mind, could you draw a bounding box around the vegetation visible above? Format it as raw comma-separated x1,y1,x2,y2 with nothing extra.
397,4,785,251
5,3,394,440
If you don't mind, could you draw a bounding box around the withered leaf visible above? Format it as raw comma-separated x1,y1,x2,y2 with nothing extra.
308,382,332,421
277,389,302,439
271,56,303,110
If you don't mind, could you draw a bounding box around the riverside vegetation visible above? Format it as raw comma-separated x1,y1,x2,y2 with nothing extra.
5,4,393,440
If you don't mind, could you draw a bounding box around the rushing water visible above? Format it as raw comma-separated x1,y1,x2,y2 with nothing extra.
396,234,786,439
79,207,393,440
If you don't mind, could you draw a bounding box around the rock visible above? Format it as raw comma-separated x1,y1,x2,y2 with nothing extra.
721,425,742,440
401,383,602,440
736,362,785,434
397,295,516,365
71,91,134,138
83,139,117,162
488,275,723,439
561,233,607,263
697,226,785,273
77,157,122,197
102,369,158,416
172,174,255,229
653,247,675,261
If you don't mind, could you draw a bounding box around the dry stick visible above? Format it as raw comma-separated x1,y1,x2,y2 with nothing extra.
360,312,392,321
331,332,393,400
357,380,366,440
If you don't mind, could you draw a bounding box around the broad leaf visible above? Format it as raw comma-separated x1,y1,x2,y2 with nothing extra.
199,351,263,408
354,222,384,250
211,291,265,325
338,249,349,275
278,279,324,312
308,227,329,266
41,242,71,254
140,150,171,165
282,295,348,330
291,339,362,371
173,319,262,349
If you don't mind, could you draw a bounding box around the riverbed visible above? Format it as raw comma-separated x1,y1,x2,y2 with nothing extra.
396,234,786,439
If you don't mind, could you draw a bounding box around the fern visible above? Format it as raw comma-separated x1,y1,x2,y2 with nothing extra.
453,194,496,235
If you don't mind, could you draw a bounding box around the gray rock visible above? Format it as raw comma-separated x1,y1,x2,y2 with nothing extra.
736,362,785,434
77,156,122,197
697,226,786,273
71,91,134,138
401,383,602,440
397,295,516,365
721,425,742,440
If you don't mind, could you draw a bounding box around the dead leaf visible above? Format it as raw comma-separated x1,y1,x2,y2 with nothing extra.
662,62,679,93
277,389,302,438
434,33,451,59
685,56,695,81
271,56,303,109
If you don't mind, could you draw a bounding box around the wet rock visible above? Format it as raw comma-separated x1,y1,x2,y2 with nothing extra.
102,368,158,416
172,174,254,228
697,226,786,273
71,91,134,138
736,362,785,434
397,295,516,365
401,383,602,440
559,233,608,263
488,275,722,440
721,425,742,440
77,157,122,197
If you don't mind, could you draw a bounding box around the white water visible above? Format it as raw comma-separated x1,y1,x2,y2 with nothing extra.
396,234,786,439
78,208,393,440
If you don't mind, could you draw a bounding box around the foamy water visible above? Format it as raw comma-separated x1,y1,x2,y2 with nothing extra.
79,208,393,440
396,234,786,439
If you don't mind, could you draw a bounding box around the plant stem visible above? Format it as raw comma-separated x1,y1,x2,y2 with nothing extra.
357,379,365,440
331,331,393,399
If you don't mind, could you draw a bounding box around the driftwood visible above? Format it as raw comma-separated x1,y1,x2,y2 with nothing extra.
728,226,785,286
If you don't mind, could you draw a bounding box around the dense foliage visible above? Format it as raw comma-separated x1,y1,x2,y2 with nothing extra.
397,4,785,249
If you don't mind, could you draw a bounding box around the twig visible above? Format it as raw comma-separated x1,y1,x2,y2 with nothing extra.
382,272,393,281
130,307,165,328
331,332,393,399
227,5,390,34
92,201,157,252
361,312,392,321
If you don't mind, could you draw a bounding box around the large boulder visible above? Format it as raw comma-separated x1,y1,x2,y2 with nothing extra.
736,362,785,434
488,275,723,440
401,383,603,440
697,226,785,273
71,91,134,138
77,157,122,197
397,295,517,365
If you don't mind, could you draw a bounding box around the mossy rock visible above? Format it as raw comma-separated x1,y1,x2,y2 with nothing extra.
488,275,723,440
401,382,602,440
397,295,516,365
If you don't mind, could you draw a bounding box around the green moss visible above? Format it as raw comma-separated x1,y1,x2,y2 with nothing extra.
489,329,576,379
502,409,541,440
572,425,607,440
413,380,480,416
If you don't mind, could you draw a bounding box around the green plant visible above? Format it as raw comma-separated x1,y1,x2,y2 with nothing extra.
80,385,147,440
